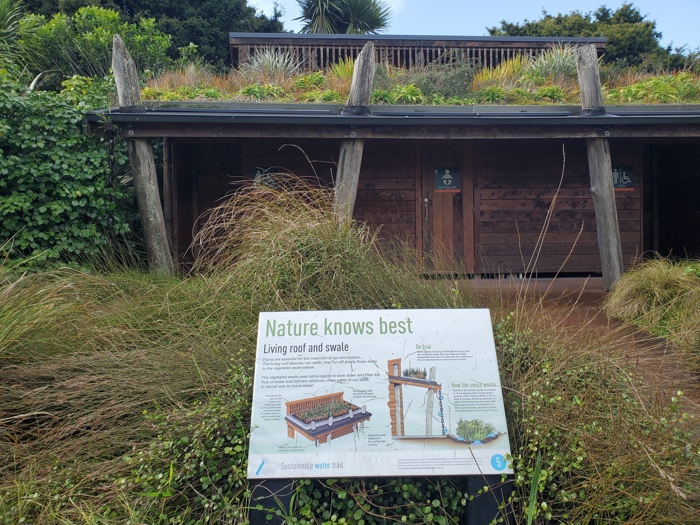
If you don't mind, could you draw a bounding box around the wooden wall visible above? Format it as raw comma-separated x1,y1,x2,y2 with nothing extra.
171,137,646,274
353,140,417,241
172,138,417,257
474,139,642,274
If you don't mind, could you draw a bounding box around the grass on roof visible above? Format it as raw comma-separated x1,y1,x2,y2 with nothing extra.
141,46,700,106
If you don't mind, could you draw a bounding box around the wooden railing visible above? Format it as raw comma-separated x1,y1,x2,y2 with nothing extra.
230,33,606,72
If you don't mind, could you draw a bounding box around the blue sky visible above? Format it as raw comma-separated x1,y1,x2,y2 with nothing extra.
250,0,700,52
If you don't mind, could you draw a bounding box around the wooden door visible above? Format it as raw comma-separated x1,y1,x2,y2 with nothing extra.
420,143,474,273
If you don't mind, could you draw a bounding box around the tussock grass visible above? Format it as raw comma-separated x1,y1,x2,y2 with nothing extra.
192,175,461,313
240,46,301,78
2,186,700,523
521,45,578,88
605,257,700,373
0,268,253,521
0,269,69,360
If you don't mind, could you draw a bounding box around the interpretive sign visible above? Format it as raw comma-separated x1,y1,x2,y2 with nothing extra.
247,309,512,479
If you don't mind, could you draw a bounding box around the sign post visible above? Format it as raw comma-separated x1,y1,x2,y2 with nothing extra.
248,309,513,523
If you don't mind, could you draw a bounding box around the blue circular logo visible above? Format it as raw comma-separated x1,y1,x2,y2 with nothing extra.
491,454,507,471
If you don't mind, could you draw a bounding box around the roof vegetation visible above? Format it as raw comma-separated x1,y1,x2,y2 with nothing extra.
142,45,700,106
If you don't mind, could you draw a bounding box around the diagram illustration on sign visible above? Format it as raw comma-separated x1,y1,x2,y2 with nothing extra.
284,392,372,446
387,358,504,445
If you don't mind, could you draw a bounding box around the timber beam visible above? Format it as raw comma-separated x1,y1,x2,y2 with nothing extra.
86,121,700,140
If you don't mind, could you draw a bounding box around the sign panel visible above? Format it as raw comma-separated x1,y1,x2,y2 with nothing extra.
434,167,461,193
248,309,512,479
612,166,634,191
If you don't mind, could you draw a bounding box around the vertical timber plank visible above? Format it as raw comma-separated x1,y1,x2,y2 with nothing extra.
441,193,453,265
473,144,482,274
415,140,423,266
462,143,475,273
638,142,645,255
162,137,173,254
191,146,200,258
112,34,173,274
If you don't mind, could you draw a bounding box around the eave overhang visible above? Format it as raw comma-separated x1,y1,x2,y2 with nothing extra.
85,103,700,140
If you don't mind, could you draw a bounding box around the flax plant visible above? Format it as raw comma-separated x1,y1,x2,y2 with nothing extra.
473,53,528,90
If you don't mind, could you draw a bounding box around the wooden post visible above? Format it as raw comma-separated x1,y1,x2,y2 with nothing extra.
576,44,623,291
425,366,436,435
334,42,375,224
112,35,174,275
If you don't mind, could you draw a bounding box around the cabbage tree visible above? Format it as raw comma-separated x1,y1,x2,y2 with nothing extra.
296,0,391,34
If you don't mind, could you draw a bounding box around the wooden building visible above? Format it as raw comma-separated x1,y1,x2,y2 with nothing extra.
87,103,700,276
229,33,606,71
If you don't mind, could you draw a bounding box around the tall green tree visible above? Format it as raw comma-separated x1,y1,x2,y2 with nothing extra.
296,0,391,34
487,2,666,65
21,0,285,65
121,0,284,64
19,7,171,87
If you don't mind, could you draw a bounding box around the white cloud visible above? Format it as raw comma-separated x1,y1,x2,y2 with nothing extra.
384,0,407,16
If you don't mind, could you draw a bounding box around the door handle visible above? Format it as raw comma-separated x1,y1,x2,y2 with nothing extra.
424,198,429,220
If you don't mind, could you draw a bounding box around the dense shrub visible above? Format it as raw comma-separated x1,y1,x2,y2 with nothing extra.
0,68,133,259
127,366,253,524
18,6,171,88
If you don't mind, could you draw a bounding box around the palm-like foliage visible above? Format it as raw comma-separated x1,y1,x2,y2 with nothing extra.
296,0,340,34
335,0,391,34
0,0,24,62
296,0,391,34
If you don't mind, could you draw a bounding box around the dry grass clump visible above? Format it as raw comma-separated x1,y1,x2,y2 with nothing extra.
491,290,700,524
0,268,71,360
605,257,700,372
600,66,655,89
146,62,222,92
0,269,255,521
192,175,461,312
